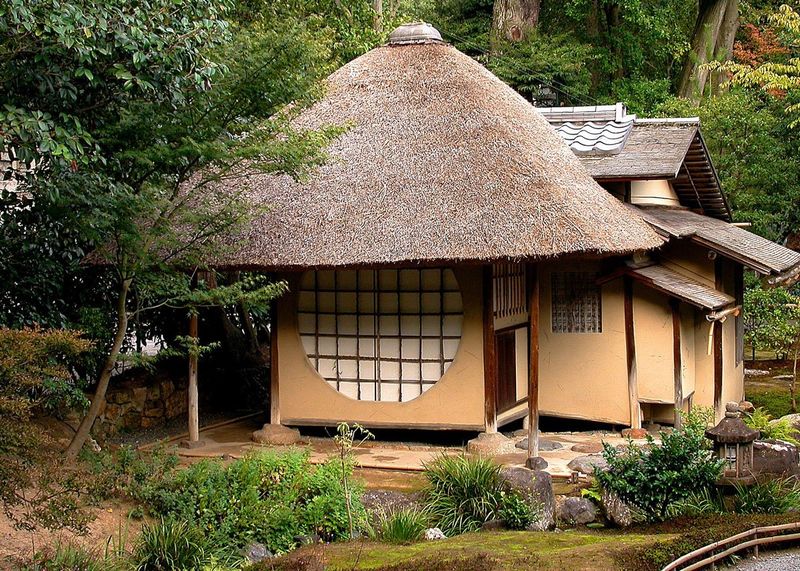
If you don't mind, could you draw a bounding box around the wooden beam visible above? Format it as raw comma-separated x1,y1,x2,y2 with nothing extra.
671,299,683,430
527,264,540,460
270,299,280,424
714,259,724,414
187,312,200,442
623,276,641,429
483,265,498,433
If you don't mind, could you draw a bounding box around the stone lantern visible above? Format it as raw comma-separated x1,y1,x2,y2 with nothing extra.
705,402,759,485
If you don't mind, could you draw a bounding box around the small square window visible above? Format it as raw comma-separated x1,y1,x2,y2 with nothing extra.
551,272,602,333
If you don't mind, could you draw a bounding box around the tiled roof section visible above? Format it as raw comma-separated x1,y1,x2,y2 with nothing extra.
633,206,800,279
553,120,634,155
539,103,732,221
627,264,734,311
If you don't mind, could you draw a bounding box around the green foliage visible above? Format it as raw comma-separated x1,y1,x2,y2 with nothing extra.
421,454,535,535
132,518,211,571
666,487,725,518
372,507,430,544
743,407,799,445
23,543,111,571
0,327,93,532
748,387,794,419
733,478,800,514
595,408,724,522
743,286,800,358
83,446,179,503
145,450,365,555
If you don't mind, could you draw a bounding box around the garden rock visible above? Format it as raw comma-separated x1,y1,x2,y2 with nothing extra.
251,423,302,445
739,400,756,413
557,497,597,526
515,437,563,451
526,456,548,470
621,428,648,439
423,527,446,540
567,454,608,475
570,442,603,454
244,542,273,563
466,432,516,456
753,439,800,477
500,466,555,530
294,533,321,546
601,489,633,527
481,519,506,531
772,413,800,440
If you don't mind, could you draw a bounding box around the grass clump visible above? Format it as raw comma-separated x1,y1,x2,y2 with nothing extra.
421,455,538,536
372,507,430,544
23,543,111,571
743,407,800,445
132,519,212,571
733,478,800,514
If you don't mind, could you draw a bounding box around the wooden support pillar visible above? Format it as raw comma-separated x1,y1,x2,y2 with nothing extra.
714,259,724,414
180,311,204,449
527,264,540,461
671,299,683,430
483,265,498,433
270,299,281,425
623,276,641,429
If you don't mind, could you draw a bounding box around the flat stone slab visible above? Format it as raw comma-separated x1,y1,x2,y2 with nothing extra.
251,424,302,445
515,438,563,451
567,454,608,475
570,442,603,454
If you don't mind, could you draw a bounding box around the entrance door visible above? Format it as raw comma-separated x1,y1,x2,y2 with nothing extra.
496,330,517,412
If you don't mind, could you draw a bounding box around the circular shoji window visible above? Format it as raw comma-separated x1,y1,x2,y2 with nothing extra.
297,268,463,402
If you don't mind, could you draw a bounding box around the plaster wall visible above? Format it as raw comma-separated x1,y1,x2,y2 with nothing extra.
538,261,630,425
276,266,485,429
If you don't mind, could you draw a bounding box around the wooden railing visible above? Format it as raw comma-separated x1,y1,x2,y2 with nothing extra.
661,522,800,571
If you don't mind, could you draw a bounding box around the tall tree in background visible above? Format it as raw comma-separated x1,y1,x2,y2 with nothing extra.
678,0,740,98
491,0,540,51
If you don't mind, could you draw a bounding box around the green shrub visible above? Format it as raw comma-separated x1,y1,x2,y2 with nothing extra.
373,507,430,544
595,408,724,522
23,543,106,571
84,446,179,503
496,490,537,530
743,407,799,445
144,449,364,555
666,488,725,518
421,454,534,535
733,479,800,514
133,519,209,571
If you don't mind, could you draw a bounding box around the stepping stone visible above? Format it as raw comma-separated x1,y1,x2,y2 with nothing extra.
515,438,563,451
571,442,603,454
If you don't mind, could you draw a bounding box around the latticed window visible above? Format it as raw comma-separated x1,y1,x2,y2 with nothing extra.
551,272,602,333
493,262,527,319
297,268,463,402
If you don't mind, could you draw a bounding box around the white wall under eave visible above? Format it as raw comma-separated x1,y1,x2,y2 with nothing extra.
630,179,680,207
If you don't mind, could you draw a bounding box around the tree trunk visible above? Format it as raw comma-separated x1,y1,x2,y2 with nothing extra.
491,0,541,53
64,278,132,461
793,346,798,413
678,0,739,99
373,0,383,32
604,2,623,80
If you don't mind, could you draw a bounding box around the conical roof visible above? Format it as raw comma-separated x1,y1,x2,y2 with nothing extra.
225,24,662,269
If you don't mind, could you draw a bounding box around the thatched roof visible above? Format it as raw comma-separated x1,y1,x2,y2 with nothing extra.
222,25,662,270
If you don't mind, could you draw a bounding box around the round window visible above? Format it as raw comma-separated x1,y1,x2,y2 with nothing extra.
297,268,463,402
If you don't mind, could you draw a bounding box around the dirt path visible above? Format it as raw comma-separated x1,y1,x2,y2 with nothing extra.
0,499,142,570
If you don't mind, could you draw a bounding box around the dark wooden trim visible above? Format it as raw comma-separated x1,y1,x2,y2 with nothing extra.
527,263,540,459
714,259,724,413
483,265,498,433
282,418,485,431
624,276,641,429
270,299,280,424
671,299,683,430
494,322,528,335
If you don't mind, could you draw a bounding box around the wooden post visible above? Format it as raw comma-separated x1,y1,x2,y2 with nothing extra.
270,299,280,425
671,299,683,430
714,259,724,415
527,264,540,461
186,312,201,444
483,266,498,433
623,276,641,429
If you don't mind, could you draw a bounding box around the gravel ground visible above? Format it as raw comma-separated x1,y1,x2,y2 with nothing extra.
734,548,800,570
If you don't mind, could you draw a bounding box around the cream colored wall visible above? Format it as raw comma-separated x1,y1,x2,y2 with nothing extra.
634,284,675,405
276,266,486,430
538,261,630,425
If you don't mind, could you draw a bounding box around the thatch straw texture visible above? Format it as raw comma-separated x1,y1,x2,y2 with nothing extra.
224,42,662,269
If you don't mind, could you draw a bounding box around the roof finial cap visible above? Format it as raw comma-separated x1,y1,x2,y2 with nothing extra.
388,22,443,46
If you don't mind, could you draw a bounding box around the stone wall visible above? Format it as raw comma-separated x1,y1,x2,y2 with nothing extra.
95,366,187,437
